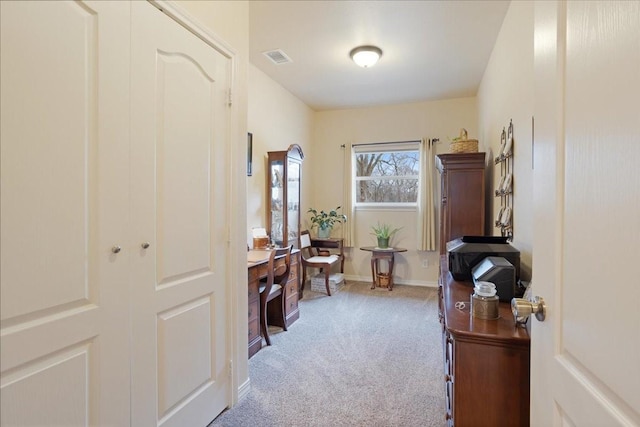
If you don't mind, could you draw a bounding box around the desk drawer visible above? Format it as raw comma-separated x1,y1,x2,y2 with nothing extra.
289,263,298,279
286,280,298,298
255,263,268,279
285,294,298,315
288,256,299,297
249,317,259,337
248,266,259,282
248,280,259,302
248,299,258,322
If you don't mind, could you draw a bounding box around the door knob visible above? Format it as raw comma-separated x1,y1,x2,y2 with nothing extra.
141,242,150,249
111,246,122,254
511,296,546,325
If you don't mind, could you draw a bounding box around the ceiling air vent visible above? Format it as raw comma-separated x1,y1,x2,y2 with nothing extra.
262,49,292,65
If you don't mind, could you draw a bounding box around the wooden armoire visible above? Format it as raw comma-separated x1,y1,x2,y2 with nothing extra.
436,152,487,253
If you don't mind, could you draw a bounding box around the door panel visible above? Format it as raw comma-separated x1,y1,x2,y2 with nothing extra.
156,51,214,282
1,343,91,427
562,2,639,416
157,296,213,416
130,3,230,426
0,1,130,426
533,1,640,426
0,0,98,320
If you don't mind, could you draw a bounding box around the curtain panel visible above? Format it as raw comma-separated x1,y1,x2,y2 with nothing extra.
342,143,355,247
417,138,437,251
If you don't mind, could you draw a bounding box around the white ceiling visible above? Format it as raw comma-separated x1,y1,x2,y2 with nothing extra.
249,1,510,111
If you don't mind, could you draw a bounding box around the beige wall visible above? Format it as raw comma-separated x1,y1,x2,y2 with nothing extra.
313,99,478,285
247,64,314,246
477,0,534,280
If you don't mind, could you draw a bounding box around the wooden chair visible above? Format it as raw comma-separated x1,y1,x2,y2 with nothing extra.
259,245,292,346
299,230,343,296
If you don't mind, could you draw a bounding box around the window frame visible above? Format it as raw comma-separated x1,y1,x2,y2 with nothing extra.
352,141,421,209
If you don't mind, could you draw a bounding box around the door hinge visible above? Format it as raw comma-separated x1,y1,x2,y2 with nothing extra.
228,359,233,379
227,88,232,107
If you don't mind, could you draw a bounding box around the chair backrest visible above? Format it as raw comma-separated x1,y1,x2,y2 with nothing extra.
262,246,291,301
299,230,317,260
300,230,311,249
272,245,292,286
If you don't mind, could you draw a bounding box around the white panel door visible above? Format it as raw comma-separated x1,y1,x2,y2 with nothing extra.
0,1,131,426
532,1,640,426
130,3,231,426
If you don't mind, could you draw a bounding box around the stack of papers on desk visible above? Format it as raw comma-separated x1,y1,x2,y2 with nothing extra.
248,250,271,264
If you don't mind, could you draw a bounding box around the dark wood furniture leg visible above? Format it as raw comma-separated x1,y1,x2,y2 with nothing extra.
387,253,395,291
323,268,332,296
260,298,271,346
302,265,307,296
370,255,376,289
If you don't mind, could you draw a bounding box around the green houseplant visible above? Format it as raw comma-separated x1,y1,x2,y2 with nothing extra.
308,206,347,238
370,222,402,249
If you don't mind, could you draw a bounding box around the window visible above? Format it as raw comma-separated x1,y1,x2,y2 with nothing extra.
353,141,420,206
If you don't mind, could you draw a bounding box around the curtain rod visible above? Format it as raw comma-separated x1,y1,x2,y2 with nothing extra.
341,138,439,148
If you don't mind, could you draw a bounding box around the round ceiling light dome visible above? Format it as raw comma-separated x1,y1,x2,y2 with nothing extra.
350,45,383,68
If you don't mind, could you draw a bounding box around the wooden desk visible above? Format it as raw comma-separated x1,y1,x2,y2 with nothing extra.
247,249,300,358
439,256,530,426
359,246,407,291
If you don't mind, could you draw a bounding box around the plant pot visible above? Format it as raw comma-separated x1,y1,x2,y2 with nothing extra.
377,237,389,248
318,225,331,239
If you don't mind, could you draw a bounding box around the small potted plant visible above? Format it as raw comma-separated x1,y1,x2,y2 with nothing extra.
307,206,347,238
371,222,402,249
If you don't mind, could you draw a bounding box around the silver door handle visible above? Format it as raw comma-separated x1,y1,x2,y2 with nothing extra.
511,296,546,325
111,246,122,254
141,242,150,249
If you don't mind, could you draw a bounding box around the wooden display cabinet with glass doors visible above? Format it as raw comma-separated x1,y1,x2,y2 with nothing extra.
267,144,304,248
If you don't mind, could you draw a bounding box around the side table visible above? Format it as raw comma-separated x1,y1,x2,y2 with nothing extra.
359,246,407,291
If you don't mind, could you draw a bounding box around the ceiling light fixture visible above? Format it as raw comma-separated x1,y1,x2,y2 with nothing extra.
349,45,383,68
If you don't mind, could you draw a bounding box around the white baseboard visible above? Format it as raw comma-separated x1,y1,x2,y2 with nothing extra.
237,377,251,403
342,274,438,288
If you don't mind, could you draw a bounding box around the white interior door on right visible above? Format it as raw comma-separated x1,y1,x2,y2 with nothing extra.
532,1,640,426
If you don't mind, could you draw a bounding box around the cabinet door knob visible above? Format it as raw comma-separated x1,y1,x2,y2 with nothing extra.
111,246,121,254
141,242,150,249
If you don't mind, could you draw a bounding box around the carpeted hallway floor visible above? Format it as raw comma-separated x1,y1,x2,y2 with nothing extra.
210,280,445,427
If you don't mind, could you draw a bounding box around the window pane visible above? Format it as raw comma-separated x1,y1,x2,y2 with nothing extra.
356,151,419,177
356,179,418,203
354,148,419,204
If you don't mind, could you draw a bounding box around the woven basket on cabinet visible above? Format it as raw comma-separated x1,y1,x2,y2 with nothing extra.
450,128,478,153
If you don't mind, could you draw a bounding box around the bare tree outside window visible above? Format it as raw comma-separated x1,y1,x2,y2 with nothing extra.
355,148,419,204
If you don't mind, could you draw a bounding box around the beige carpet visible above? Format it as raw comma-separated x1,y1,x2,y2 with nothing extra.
210,281,445,427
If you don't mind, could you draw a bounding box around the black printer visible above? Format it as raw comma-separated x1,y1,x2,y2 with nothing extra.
446,236,520,281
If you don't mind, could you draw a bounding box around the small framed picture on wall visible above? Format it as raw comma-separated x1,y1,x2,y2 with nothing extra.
247,132,253,176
